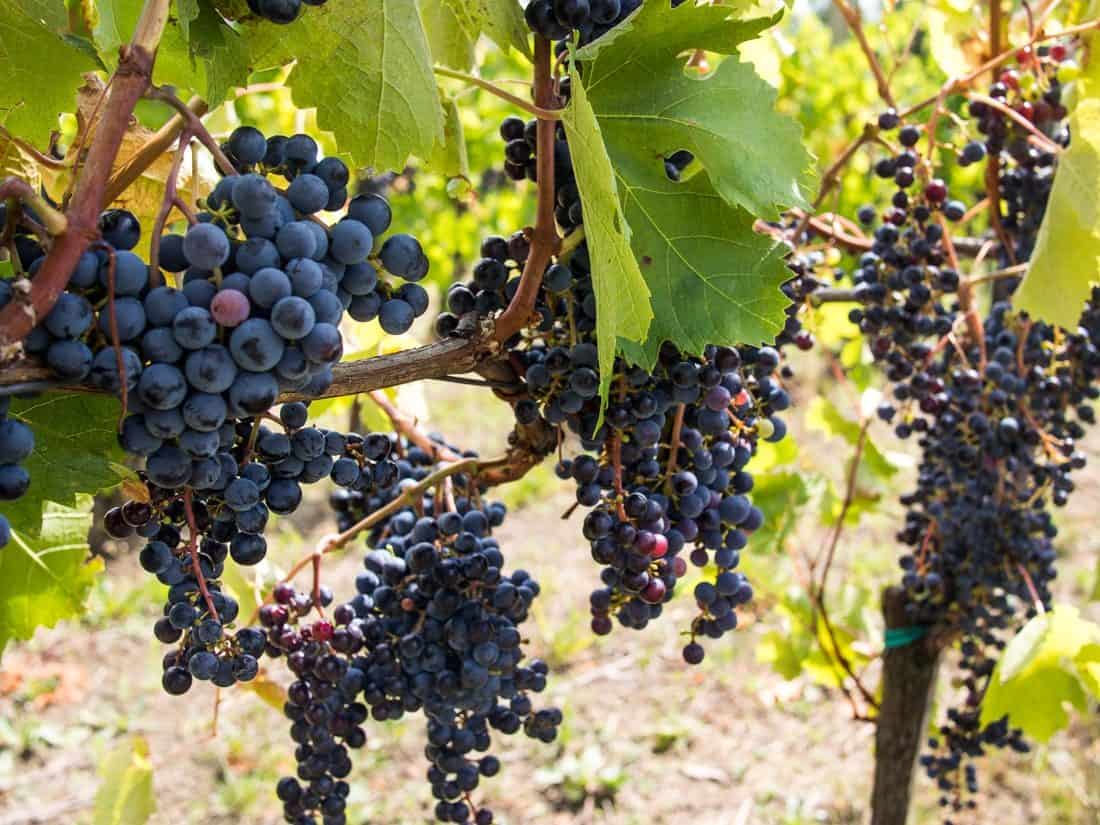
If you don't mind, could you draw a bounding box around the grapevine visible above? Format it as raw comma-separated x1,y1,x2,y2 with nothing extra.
1,2,1100,825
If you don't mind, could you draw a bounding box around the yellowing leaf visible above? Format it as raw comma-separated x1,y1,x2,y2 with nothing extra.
982,608,1100,741
925,7,972,78
244,670,289,710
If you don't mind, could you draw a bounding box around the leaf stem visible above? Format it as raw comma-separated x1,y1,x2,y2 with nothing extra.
433,65,563,120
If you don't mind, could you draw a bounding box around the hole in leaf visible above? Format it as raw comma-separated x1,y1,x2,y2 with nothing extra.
664,149,695,182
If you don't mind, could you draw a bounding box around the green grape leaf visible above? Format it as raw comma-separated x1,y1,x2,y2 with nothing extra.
249,0,444,171
93,736,156,825
0,498,102,655
419,0,476,70
438,0,531,60
5,393,131,537
745,471,809,553
562,70,652,409
611,174,792,365
804,397,897,480
183,0,253,104
982,607,1100,741
427,97,470,178
576,1,813,218
1015,52,1100,327
0,0,99,145
19,0,71,30
87,0,140,64
571,1,809,363
176,0,201,40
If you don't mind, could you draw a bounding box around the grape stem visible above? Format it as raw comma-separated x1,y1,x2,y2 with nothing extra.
967,92,1063,155
145,86,239,178
0,315,492,398
1016,563,1046,614
433,65,563,120
899,17,1100,120
810,416,880,711
989,0,1003,63
184,487,221,622
609,432,627,521
317,458,483,555
494,36,561,343
148,130,196,285
0,0,173,346
0,125,68,171
367,389,462,463
310,552,325,618
662,403,686,489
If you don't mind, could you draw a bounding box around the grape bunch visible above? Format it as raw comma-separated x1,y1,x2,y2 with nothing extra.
0,125,434,693
815,39,1094,818
260,582,365,825
112,399,397,694
0,396,34,548
437,71,791,666
326,439,561,824
247,0,328,26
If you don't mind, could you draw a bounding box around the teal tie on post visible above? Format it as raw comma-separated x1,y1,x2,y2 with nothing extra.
884,625,929,649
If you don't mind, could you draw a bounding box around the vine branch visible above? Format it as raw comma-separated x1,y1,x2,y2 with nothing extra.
0,0,173,346
494,36,561,343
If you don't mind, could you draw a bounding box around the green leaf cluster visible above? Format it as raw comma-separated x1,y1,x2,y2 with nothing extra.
567,1,813,371
982,608,1100,741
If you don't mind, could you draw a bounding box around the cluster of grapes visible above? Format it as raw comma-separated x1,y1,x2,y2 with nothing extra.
435,230,533,337
260,582,364,825
438,96,788,670
0,396,34,547
535,337,781,664
0,125,435,694
248,0,328,26
438,3,794,664
827,42,1094,817
115,400,395,694
325,440,561,824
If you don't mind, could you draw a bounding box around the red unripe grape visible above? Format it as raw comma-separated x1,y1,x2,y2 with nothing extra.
641,578,667,604
211,288,251,327
312,620,334,642
649,534,668,558
924,178,948,204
